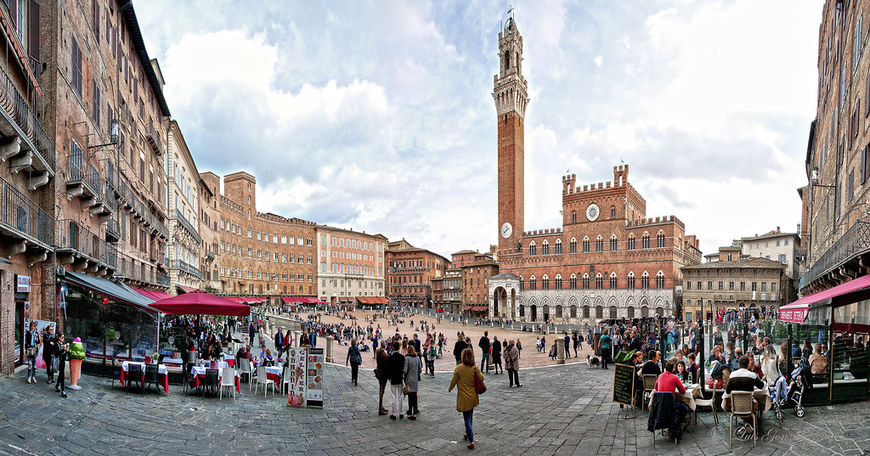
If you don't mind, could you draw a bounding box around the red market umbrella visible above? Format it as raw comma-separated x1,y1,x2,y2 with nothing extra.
150,291,250,317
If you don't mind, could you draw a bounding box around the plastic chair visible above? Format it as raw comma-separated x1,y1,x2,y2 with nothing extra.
144,364,160,395
126,364,144,394
219,367,236,400
204,369,220,397
254,366,275,397
694,383,718,426
282,367,290,394
238,358,254,389
642,375,657,411
729,391,757,446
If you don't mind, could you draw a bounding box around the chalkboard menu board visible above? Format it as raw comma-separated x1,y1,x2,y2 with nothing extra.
613,363,636,407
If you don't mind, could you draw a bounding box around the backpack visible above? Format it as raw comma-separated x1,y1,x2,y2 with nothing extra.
428,346,437,359
350,347,362,364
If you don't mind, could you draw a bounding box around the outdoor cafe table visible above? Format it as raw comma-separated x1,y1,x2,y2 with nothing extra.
119,362,169,393
648,384,700,411
188,366,241,393
721,388,772,413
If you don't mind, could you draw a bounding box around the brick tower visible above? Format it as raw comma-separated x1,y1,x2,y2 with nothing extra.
493,17,528,253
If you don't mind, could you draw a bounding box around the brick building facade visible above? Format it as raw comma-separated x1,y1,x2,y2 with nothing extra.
198,171,220,292
488,19,701,325
461,259,498,316
386,239,449,308
315,225,386,304
215,172,317,304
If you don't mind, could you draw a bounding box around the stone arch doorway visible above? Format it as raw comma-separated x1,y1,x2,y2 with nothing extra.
519,304,525,318
530,304,537,322
492,286,508,318
543,305,550,322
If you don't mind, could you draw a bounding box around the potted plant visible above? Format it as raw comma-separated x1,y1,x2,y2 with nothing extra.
68,337,86,390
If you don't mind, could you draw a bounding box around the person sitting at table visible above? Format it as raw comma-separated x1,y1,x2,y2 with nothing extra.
263,349,275,367
686,354,699,384
808,343,828,375
709,346,726,366
675,360,690,383
631,351,645,407
726,356,765,398
641,350,662,377
731,347,743,370
747,354,764,381
652,359,689,442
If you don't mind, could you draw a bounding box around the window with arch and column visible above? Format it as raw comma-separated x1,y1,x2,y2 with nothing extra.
657,230,665,248
529,275,537,290
556,306,563,318
656,271,665,289
569,274,577,289
596,235,603,251
542,240,550,255
609,272,617,289
570,305,577,318
627,306,635,318
582,237,590,252
555,239,562,254
555,274,562,289
572,211,577,223
610,234,618,251
519,277,524,290
627,272,635,289
529,242,537,256
610,206,616,218
595,305,603,319
609,306,617,319
583,305,590,318
569,238,577,253
595,273,603,289
641,271,650,289
628,234,636,250
642,232,650,249
542,275,549,290
582,273,590,289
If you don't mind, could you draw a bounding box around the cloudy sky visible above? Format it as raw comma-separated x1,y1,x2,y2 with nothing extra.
137,0,823,259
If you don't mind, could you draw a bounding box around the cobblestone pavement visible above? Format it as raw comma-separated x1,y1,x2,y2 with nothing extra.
0,361,868,455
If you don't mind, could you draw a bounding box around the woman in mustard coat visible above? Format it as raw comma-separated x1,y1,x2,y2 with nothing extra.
448,348,484,449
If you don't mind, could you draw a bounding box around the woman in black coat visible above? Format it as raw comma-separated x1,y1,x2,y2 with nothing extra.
491,336,503,374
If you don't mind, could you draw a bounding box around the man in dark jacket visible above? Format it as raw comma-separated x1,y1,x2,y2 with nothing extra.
478,332,491,373
453,335,467,365
491,336,503,374
43,325,57,383
375,342,389,415
387,342,405,420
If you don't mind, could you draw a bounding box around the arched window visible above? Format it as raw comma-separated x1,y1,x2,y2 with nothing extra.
554,239,562,254
519,277,524,291
627,306,635,318
582,236,590,252
542,240,550,255
642,232,650,249
641,271,650,289
570,305,577,318
610,234,618,251
572,211,577,223
656,271,665,289
657,230,665,248
595,305,603,319
582,273,590,289
583,305,590,318
627,272,636,289
596,235,603,251
569,273,577,289
595,273,603,289
555,274,563,289
609,272,618,289
555,306,563,318
628,233,636,250
529,275,537,290
609,306,617,319
570,238,577,253
610,206,616,218
542,274,549,290
529,241,537,256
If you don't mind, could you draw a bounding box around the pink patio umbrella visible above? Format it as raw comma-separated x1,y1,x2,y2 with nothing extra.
150,290,250,317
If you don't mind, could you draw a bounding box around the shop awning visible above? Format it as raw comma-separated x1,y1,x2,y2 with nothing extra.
177,286,200,294
134,288,172,301
63,270,156,313
780,274,870,324
150,291,250,317
357,297,388,305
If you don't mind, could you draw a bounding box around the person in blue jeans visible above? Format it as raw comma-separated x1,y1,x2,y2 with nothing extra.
599,328,612,369
24,321,40,383
478,332,491,373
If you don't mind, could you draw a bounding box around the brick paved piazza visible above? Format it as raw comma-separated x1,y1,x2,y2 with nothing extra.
0,362,868,456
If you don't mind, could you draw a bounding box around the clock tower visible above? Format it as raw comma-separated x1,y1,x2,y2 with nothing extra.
493,17,528,253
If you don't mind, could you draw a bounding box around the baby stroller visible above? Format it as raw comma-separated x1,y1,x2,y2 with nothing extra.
769,359,811,418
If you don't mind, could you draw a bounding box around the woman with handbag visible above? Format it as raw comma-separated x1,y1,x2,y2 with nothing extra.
403,345,422,420
448,348,485,450
24,321,40,384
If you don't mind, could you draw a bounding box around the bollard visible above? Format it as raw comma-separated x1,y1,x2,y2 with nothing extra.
326,336,334,362
556,337,566,364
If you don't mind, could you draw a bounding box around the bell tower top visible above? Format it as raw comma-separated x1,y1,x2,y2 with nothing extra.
493,17,528,118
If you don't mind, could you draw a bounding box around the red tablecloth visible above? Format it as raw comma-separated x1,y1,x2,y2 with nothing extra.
189,367,241,393
119,362,169,393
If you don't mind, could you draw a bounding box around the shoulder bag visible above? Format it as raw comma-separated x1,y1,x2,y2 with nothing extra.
473,367,486,395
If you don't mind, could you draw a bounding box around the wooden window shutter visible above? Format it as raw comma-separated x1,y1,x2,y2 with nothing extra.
28,0,39,61
862,146,867,184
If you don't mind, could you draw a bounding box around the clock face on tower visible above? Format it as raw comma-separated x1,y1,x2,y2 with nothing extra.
501,222,513,239
586,204,600,222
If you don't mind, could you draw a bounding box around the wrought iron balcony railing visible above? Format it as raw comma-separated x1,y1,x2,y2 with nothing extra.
0,61,56,172
803,217,870,290
0,175,53,245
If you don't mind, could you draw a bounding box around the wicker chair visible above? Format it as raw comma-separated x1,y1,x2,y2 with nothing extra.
694,382,718,426
729,391,757,446
642,374,658,411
